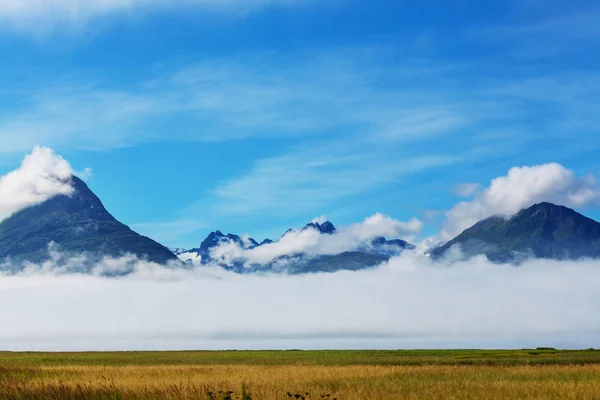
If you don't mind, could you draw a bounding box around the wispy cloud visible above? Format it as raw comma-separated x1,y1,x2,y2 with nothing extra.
0,0,310,35
0,86,166,153
467,3,600,60
211,143,458,216
454,183,480,198
170,53,472,142
3,38,600,154
474,6,600,42
0,48,474,153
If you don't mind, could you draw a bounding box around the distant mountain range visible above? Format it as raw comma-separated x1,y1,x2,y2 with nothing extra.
0,176,178,270
1,177,599,274
174,221,415,273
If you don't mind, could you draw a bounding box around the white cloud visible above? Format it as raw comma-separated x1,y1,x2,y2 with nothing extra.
454,183,480,197
347,213,422,241
76,167,94,181
1,253,600,350
0,0,304,34
0,146,74,222
441,163,600,239
415,236,445,255
175,250,202,265
311,215,327,224
209,213,423,266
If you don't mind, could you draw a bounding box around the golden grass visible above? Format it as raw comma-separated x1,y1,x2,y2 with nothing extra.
1,363,600,399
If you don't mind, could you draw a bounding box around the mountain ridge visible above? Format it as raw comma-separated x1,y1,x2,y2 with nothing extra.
3,179,599,274
175,220,415,272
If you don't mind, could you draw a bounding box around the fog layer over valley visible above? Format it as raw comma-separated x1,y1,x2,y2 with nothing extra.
1,253,599,351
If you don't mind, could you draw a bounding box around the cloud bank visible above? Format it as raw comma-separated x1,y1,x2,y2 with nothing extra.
1,253,599,351
0,146,74,223
209,214,423,266
441,163,600,239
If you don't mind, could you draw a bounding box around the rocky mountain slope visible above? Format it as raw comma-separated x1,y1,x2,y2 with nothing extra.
0,176,179,268
431,202,600,261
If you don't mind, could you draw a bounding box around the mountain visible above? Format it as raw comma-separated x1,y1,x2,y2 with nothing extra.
302,221,337,234
431,202,600,262
277,252,390,274
0,176,179,268
368,237,415,256
178,221,341,266
283,221,337,237
175,220,414,273
179,230,263,266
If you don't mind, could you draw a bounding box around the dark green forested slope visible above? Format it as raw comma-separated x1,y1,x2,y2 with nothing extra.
431,202,600,262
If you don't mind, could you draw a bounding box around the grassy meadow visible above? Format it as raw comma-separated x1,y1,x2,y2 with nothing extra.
1,349,600,399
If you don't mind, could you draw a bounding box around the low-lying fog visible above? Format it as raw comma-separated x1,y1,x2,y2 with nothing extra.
1,253,599,351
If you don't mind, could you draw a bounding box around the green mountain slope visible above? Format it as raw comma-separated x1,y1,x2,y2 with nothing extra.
431,202,600,262
0,176,178,267
286,251,390,274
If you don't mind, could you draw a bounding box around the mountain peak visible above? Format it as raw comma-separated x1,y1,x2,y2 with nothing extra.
526,202,571,212
198,231,226,252
536,201,556,207
432,202,600,262
192,230,265,265
302,221,337,234
525,201,589,214
31,175,113,221
0,175,178,268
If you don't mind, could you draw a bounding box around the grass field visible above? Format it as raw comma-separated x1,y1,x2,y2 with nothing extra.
1,349,600,399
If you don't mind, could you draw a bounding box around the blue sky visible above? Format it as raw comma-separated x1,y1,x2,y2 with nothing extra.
0,0,599,248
